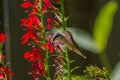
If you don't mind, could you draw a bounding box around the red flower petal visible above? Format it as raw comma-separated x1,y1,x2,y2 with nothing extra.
21,30,40,45
54,0,60,3
24,48,44,62
43,4,48,12
43,0,50,3
21,14,41,30
46,24,51,30
47,17,53,23
42,0,56,12
49,44,54,53
21,1,33,8
46,42,54,53
0,33,7,43
24,52,31,59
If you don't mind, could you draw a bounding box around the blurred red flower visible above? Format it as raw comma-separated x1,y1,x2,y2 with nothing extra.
0,66,13,80
0,54,5,62
0,33,7,44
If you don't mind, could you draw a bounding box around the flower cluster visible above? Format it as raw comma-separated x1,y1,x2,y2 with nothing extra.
0,33,13,80
20,0,61,79
84,65,110,80
53,55,67,80
0,66,13,80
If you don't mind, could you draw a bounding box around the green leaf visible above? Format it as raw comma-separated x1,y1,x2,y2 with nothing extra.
71,67,79,73
93,1,118,52
111,61,120,80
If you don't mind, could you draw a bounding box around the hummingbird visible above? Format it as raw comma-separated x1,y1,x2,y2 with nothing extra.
51,31,86,59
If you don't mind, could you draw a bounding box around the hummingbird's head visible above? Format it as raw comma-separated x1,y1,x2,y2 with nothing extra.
63,31,72,39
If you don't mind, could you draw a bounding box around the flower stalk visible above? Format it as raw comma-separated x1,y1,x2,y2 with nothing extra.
60,0,72,79
39,0,50,79
65,48,71,80
60,0,67,30
21,0,56,79
0,33,13,80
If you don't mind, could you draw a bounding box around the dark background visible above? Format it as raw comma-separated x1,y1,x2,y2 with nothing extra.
0,0,120,80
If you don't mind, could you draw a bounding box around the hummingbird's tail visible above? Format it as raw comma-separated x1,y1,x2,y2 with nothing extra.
73,48,86,59
66,42,86,59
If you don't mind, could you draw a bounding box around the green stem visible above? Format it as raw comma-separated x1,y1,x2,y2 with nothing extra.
60,0,67,30
60,0,71,79
3,71,8,80
39,0,51,80
65,48,71,80
39,0,44,28
43,31,50,79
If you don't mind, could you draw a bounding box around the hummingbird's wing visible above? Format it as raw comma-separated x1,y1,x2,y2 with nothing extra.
67,27,98,53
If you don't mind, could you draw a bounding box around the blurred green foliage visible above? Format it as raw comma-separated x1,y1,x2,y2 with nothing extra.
93,1,118,52
84,65,110,80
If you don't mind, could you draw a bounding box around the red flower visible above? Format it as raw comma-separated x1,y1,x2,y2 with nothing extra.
48,17,53,22
43,0,50,3
0,33,7,43
40,42,54,53
29,62,47,80
21,14,41,30
21,0,39,13
43,0,56,12
46,42,54,53
0,66,13,80
47,35,54,53
24,48,44,62
21,30,40,45
21,1,33,8
46,17,54,30
46,24,51,30
54,0,60,3
40,35,54,53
